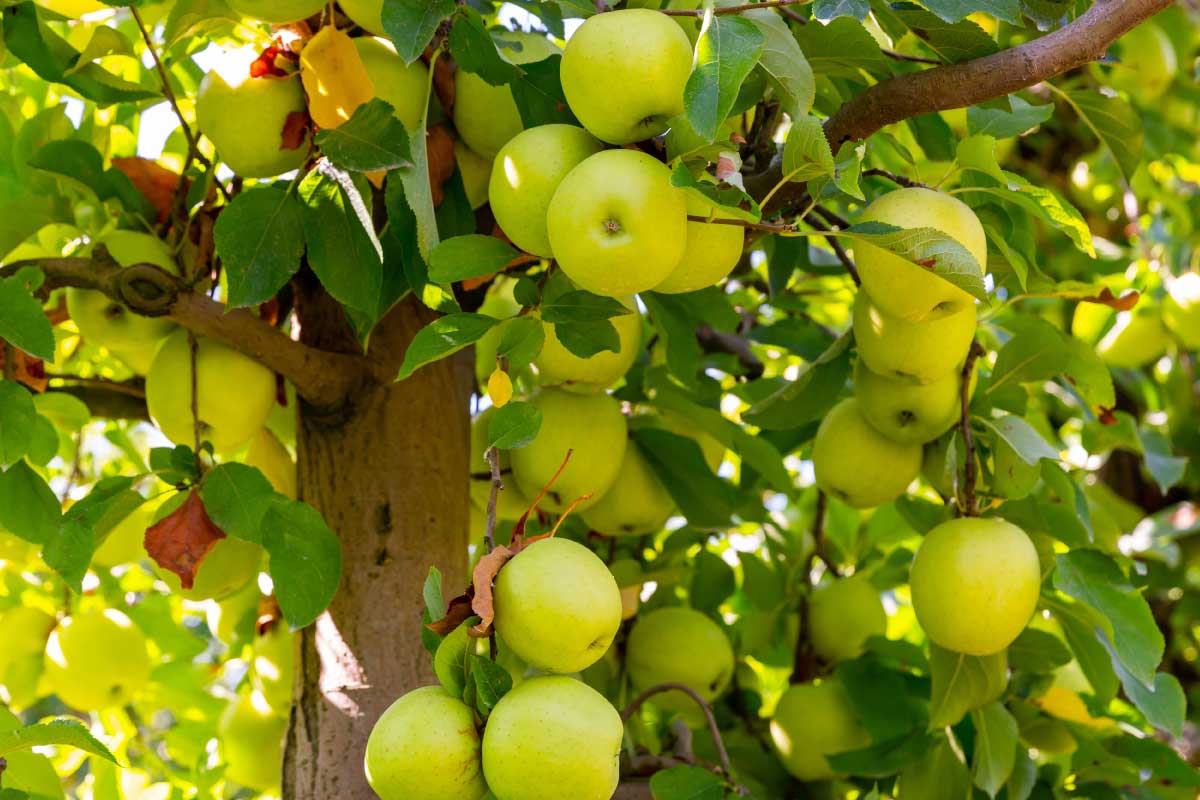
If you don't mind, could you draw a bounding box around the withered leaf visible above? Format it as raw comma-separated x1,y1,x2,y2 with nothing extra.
112,157,184,224
468,545,515,638
281,110,312,152
427,589,477,637
427,124,456,207
429,45,455,118
0,346,47,392
144,490,226,590
1081,287,1140,311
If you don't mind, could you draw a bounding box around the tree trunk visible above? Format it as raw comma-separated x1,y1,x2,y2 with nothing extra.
283,287,472,800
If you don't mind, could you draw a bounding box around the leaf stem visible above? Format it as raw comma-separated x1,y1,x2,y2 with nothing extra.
620,683,732,775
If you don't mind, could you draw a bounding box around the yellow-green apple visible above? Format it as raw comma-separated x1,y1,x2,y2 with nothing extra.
219,690,287,792
853,291,977,384
626,606,734,723
609,558,643,620
455,140,492,210
0,606,55,676
581,445,674,536
92,495,155,567
364,686,488,800
1112,22,1177,99
146,330,278,453
354,37,429,130
493,537,622,673
560,9,693,145
770,680,870,781
808,575,886,663
206,579,261,645
251,623,294,712
469,407,532,519
991,438,1040,500
225,0,322,23
813,398,921,508
1164,272,1200,349
854,357,971,445
1070,300,1116,343
66,230,178,374
535,283,641,392
1096,308,1171,368
44,609,151,710
481,675,622,800
155,535,263,601
489,124,604,257
653,194,745,294
509,389,628,511
245,428,297,499
454,32,560,158
854,188,987,321
547,149,687,296
0,531,36,564
196,50,309,179
910,516,1040,655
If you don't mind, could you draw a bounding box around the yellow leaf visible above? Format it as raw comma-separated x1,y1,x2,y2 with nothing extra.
299,26,375,131
487,368,513,408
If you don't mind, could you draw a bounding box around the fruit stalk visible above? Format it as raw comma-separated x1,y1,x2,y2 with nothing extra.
957,340,985,517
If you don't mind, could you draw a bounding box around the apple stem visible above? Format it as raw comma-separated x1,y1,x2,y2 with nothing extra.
957,340,985,518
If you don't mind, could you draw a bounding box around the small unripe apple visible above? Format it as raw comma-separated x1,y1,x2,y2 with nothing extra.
469,407,532,520
854,188,987,321
1096,308,1171,368
219,690,287,792
813,398,922,508
1164,272,1200,349
770,680,870,781
853,290,977,385
991,437,1040,500
652,194,745,294
854,357,972,445
493,537,622,673
560,9,693,145
489,124,604,257
509,389,628,512
808,575,886,663
44,609,151,711
245,428,297,499
581,444,674,537
354,37,429,130
626,606,734,724
1111,22,1177,100
547,149,687,297
909,516,1040,655
455,140,492,210
225,0,322,23
482,675,623,800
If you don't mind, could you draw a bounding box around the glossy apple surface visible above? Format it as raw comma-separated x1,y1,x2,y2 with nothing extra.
44,609,151,710
770,680,870,781
853,290,977,385
626,606,734,723
581,444,674,537
813,398,922,508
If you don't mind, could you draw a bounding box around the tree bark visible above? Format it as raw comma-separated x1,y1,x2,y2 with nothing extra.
283,287,473,800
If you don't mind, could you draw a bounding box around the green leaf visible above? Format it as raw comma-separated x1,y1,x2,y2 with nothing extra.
988,323,1069,394
213,185,305,309
1006,628,1071,673
428,235,519,284
0,380,37,465
967,96,1054,139
743,333,851,431
970,702,1018,797
648,765,725,800
0,718,117,762
793,16,884,78
812,0,869,21
510,56,578,129
199,463,277,546
381,0,455,64
782,114,835,183
1062,336,1115,414
262,499,343,629
898,735,970,800
1058,89,1143,184
836,656,920,741
634,428,737,530
738,553,783,611
927,643,1007,729
423,566,444,618
982,415,1059,465
470,655,512,717
745,8,814,120
956,135,1007,184
690,549,736,614
669,163,761,223
825,732,935,777
922,0,1021,24
960,173,1094,257
827,221,988,301
540,291,632,324
315,99,413,172
449,8,521,86
1048,598,1119,702
684,15,765,142
26,140,153,219
397,313,500,380
42,520,93,592
890,5,1000,63
495,317,544,367
0,273,54,361
1108,655,1184,737
163,0,239,45
1138,428,1187,494
486,401,542,450
433,624,472,699
550,319,619,359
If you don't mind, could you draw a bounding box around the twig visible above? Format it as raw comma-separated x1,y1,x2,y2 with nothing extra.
53,377,145,398
881,49,940,65
957,341,985,517
188,331,202,466
621,683,733,777
129,7,200,159
661,0,807,15
687,214,796,233
484,446,502,554
862,168,927,188
802,214,860,285
811,204,850,230
696,325,764,379
779,7,807,23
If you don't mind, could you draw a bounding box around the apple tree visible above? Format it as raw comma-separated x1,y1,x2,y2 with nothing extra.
0,0,1199,798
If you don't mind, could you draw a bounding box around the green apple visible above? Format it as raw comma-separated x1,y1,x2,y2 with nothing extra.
770,680,870,781
219,690,287,792
509,389,628,512
251,622,294,712
92,494,155,567
0,530,36,564
44,609,151,710
245,428,297,499
474,276,523,386
812,398,922,509
469,407,531,519
225,0,322,23
155,535,263,601
853,290,977,384
610,558,643,620
196,51,309,179
1164,272,1200,349
365,686,488,800
1112,22,1177,100
581,444,674,537
1070,300,1116,343
652,194,745,294
1096,308,1171,368
206,578,261,645
0,606,55,673
991,437,1040,500
355,37,429,130
66,230,179,374
808,575,886,663
921,432,980,498
910,516,1040,655
454,32,560,159
535,278,642,392
490,124,604,257
626,606,734,722
547,149,687,296
854,357,971,445
482,675,622,800
455,140,492,210
854,188,988,321
493,537,622,673
146,329,278,453
560,9,693,145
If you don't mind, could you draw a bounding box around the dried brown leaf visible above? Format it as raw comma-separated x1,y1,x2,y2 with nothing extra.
112,157,183,224
468,545,515,637
1081,287,1140,311
427,589,476,636
143,490,226,590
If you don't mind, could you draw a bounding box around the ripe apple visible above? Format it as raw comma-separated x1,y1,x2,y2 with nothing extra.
489,124,604,257
854,188,988,321
509,389,628,512
547,149,688,296
354,37,429,130
44,609,151,710
853,290,977,384
581,444,674,537
469,407,532,519
909,516,1040,655
560,9,693,145
493,537,622,673
196,51,309,179
454,32,561,159
626,606,734,723
225,0,322,23
482,675,623,800
206,579,262,645
245,428,297,499
455,140,492,210
146,329,278,453
808,575,886,663
251,623,294,712
854,357,972,445
770,680,870,781
1111,22,1177,100
92,494,155,567
365,685,488,800
535,282,642,393
1164,273,1200,349
219,690,287,792
155,535,263,601
653,193,745,294
1096,308,1171,368
66,230,179,374
812,398,922,509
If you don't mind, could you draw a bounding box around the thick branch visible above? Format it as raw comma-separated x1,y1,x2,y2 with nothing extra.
53,385,149,420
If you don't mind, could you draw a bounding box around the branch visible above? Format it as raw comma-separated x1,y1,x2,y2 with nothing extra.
687,214,796,234
484,446,502,553
696,325,764,379
862,168,927,189
957,341,985,517
802,214,860,286
53,385,149,420
621,683,732,776
661,0,807,15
